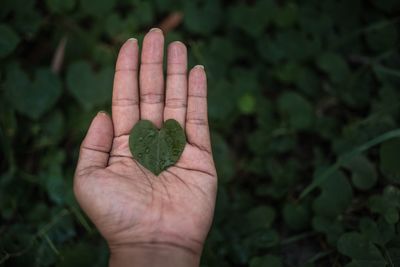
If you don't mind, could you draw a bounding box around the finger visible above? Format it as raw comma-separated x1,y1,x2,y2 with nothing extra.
139,28,165,128
112,38,140,137
76,112,114,174
186,66,211,153
163,41,188,127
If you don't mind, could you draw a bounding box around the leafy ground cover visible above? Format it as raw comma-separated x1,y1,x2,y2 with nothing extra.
1,0,400,266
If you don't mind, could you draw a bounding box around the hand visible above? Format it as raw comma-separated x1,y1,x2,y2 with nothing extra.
73,28,217,267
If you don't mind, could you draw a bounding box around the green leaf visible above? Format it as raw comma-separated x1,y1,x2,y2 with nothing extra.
359,217,395,245
365,22,398,52
312,170,353,218
183,0,221,35
380,138,400,182
343,155,377,190
0,24,20,57
129,119,186,175
12,7,42,38
317,52,350,83
228,1,273,37
313,216,344,244
238,93,256,114
245,205,276,230
45,0,75,13
4,64,62,120
273,2,298,28
283,203,309,231
369,186,400,224
80,0,116,17
277,91,314,130
66,61,113,110
337,232,386,267
244,229,280,250
250,254,283,267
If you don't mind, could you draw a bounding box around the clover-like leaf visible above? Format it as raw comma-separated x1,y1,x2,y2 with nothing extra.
343,155,377,190
338,232,386,267
317,52,350,83
312,170,353,218
129,119,186,176
245,205,276,231
283,202,309,231
277,91,314,130
359,217,395,246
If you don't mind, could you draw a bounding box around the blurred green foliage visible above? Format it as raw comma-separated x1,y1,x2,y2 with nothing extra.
1,0,400,266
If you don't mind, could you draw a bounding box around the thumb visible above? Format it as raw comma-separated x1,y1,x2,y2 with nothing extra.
75,111,114,174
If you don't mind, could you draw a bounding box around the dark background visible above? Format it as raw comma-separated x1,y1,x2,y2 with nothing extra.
1,0,400,266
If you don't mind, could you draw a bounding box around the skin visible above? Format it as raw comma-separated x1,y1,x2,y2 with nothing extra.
73,28,217,267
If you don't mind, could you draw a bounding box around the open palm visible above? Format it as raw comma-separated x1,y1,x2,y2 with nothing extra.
73,29,217,258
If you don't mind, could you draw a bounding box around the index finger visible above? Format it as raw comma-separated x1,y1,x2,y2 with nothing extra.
112,38,140,137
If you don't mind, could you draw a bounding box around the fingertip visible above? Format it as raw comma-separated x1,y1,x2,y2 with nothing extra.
144,28,164,43
127,37,138,43
167,41,187,63
142,29,164,63
120,38,139,53
149,27,163,33
193,64,205,70
190,65,206,76
97,110,110,116
189,65,207,92
116,38,139,70
89,111,113,140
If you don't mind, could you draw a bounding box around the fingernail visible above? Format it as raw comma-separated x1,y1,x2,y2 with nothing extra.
194,65,204,69
149,27,162,33
97,111,108,116
128,37,137,42
172,40,184,45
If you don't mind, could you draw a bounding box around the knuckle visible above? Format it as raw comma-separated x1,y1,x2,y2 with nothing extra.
112,98,139,107
187,116,208,126
165,97,187,109
140,93,164,104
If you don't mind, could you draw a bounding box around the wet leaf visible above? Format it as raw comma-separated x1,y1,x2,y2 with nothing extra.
129,119,186,175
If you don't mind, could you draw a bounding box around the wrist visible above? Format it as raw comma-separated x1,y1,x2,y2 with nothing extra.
109,242,202,267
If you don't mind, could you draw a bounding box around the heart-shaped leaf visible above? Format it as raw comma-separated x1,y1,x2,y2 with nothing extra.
4,63,62,120
129,119,186,175
66,61,113,110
